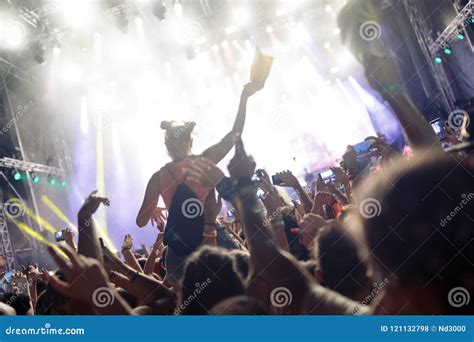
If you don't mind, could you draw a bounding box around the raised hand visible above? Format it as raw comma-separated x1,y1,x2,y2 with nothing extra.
121,234,134,252
151,207,167,231
276,170,300,188
61,227,76,249
187,157,225,188
47,246,112,308
228,135,256,180
78,190,110,219
242,81,265,98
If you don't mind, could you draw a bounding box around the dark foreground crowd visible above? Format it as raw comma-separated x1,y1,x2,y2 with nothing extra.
1,5,473,316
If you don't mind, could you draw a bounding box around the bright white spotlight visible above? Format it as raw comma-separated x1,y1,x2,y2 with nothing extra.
266,25,274,33
325,5,333,13
211,44,219,52
332,28,341,35
62,62,82,83
323,41,331,49
234,8,250,25
174,1,183,17
221,40,229,48
275,8,288,17
53,45,61,56
58,0,94,28
3,20,25,48
225,25,237,34
330,66,340,74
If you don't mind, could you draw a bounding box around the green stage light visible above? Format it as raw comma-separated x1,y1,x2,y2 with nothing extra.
457,33,464,40
443,48,452,55
49,177,57,185
13,171,22,181
60,180,67,188
32,174,40,183
434,57,442,63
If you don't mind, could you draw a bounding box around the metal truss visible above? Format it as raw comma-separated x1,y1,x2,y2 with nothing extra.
429,0,473,54
0,190,16,271
403,0,457,112
0,157,65,177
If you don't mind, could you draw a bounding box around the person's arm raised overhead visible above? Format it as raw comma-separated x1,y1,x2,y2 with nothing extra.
77,190,110,264
201,82,263,164
136,171,161,228
47,246,134,315
121,234,143,273
275,170,313,213
228,136,313,314
364,55,443,153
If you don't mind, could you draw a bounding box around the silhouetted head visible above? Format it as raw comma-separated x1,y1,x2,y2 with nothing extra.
210,295,269,315
161,120,196,161
178,246,244,315
356,153,474,314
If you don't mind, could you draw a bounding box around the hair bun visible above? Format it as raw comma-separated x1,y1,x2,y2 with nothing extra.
160,121,172,130
186,121,196,130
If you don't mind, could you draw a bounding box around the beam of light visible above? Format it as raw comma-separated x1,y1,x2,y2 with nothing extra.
8,198,57,234
80,96,89,134
348,76,401,144
41,195,78,232
58,0,95,29
9,218,67,259
95,114,108,235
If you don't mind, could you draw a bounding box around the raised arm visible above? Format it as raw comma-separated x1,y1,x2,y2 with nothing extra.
201,82,263,164
228,137,312,314
136,171,161,228
363,55,443,153
77,191,110,263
